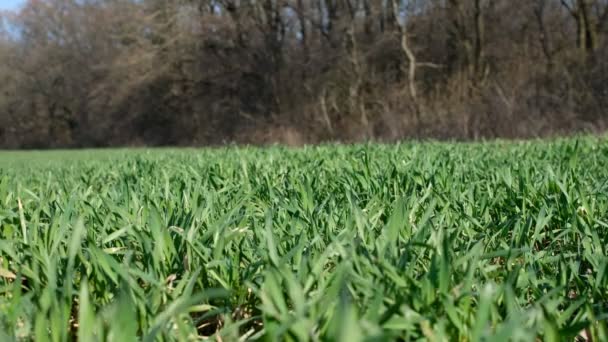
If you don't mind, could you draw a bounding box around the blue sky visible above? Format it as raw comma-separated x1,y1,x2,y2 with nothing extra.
0,0,24,11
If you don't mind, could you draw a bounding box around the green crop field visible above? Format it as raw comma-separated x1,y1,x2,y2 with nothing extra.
1,138,608,341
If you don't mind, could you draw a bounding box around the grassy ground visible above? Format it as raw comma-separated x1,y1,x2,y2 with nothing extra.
1,137,608,341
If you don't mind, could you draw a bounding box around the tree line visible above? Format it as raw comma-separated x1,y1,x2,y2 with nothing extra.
0,0,607,148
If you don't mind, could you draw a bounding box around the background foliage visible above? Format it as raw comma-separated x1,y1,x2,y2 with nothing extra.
1,0,607,148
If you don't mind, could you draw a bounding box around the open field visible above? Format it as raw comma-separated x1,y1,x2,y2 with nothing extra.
1,138,608,341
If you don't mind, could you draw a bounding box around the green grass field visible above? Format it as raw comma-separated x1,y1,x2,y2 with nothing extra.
1,138,608,341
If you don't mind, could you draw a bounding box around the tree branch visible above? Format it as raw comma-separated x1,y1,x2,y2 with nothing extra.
560,0,578,19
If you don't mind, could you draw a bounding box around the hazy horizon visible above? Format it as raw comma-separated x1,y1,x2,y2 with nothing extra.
0,0,23,11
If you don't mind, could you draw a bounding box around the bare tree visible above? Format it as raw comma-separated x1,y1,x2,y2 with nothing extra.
0,0,607,148
560,0,608,58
